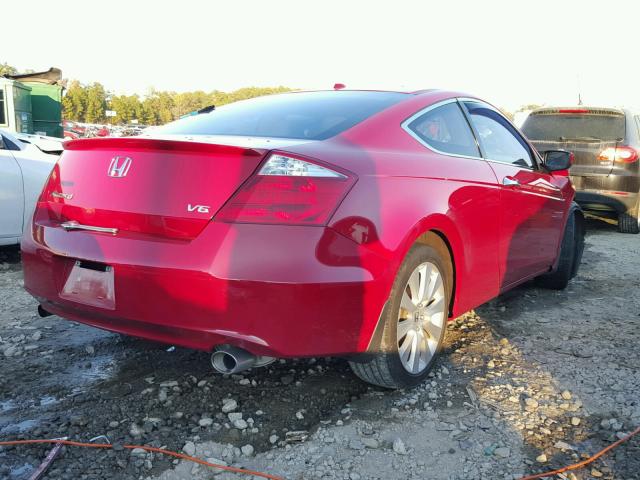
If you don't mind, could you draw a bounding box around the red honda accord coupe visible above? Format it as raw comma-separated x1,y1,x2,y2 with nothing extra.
22,90,585,388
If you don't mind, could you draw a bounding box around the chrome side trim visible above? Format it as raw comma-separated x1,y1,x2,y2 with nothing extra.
61,221,118,235
401,97,564,182
400,98,538,171
483,157,535,171
518,191,565,202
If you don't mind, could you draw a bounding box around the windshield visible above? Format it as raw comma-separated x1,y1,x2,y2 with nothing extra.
152,91,407,140
521,113,625,142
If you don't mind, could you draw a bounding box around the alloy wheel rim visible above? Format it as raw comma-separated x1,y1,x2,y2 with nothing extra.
397,261,445,374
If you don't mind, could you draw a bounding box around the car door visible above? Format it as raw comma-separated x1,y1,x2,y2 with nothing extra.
401,100,502,311
0,134,25,241
461,100,567,290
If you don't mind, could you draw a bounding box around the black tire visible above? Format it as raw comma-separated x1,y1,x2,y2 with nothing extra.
618,211,640,234
536,210,584,290
349,240,452,389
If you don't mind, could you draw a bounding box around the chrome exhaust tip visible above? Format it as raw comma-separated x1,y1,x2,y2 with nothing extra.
211,345,275,374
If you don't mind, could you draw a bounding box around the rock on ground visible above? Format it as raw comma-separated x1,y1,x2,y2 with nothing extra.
0,219,639,479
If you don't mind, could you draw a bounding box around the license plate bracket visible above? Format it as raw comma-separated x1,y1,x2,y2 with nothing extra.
60,261,115,310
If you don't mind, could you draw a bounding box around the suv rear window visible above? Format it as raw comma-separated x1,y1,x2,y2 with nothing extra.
521,111,625,142
153,91,407,140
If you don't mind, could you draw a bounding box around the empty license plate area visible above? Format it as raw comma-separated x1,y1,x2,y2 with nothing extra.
60,260,115,310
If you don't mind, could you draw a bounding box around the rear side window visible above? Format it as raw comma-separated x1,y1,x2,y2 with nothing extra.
522,112,625,142
153,91,407,140
464,101,534,168
405,102,480,157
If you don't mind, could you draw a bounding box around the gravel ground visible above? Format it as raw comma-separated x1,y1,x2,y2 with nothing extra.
0,217,638,480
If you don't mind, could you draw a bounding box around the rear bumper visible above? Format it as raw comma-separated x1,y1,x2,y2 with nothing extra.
574,190,638,215
22,221,393,358
571,171,639,215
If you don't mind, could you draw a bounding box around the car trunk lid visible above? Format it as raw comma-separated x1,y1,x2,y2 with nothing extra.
36,137,272,240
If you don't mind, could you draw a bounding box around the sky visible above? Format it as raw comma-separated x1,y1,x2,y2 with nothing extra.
4,0,639,111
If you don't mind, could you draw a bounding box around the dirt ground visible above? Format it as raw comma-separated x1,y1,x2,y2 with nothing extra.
1,217,638,480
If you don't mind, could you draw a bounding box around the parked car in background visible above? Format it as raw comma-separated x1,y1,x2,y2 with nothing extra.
22,90,584,388
0,129,58,246
63,129,81,141
62,120,86,135
96,126,110,137
62,120,88,141
521,107,640,233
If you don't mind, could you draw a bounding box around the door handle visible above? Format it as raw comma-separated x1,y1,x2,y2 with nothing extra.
502,177,520,186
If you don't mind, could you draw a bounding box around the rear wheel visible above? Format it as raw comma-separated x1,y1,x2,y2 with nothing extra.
618,201,640,234
349,241,452,389
536,210,584,290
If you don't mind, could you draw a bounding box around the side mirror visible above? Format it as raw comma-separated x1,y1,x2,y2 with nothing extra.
543,150,573,172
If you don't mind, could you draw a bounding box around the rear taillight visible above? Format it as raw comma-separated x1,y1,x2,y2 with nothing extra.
33,164,62,223
598,146,638,164
214,152,356,225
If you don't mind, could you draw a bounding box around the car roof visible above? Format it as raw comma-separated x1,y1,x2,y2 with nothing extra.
284,88,464,96
280,89,481,108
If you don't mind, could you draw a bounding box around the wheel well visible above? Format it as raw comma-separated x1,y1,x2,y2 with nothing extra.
360,229,458,357
415,230,456,317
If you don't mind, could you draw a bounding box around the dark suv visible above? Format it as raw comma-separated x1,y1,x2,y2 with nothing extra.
522,107,640,233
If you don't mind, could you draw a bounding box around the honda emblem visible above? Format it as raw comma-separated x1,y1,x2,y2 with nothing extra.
108,156,132,178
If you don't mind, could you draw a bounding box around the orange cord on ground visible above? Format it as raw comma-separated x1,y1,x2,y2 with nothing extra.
518,425,640,480
2,426,638,480
0,438,284,480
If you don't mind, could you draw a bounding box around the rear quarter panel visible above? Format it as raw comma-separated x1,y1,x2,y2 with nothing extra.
326,148,502,318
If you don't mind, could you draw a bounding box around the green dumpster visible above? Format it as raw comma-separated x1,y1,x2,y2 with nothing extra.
0,78,33,134
3,68,63,138
26,82,63,137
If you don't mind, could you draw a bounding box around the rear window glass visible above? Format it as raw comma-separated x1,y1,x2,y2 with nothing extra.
153,91,407,140
521,113,625,142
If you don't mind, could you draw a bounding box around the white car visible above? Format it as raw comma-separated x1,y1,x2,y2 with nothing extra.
15,133,64,155
0,129,59,246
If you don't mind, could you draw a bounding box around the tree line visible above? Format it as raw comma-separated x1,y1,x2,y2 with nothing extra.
62,81,292,126
2,62,291,126
2,61,533,126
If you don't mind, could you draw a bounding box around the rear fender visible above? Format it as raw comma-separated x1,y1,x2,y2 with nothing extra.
353,214,465,357
395,214,466,318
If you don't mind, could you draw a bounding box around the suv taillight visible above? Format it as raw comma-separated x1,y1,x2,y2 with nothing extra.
214,152,356,225
598,146,638,164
